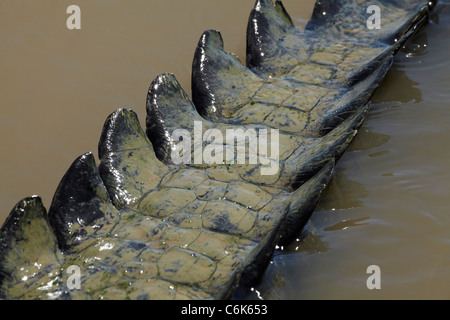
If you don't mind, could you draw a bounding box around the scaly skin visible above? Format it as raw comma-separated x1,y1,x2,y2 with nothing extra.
0,0,437,300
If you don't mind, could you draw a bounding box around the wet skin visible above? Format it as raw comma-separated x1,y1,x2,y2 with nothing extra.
0,0,437,299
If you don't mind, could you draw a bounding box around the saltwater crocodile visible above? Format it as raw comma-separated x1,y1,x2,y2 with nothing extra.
0,0,437,300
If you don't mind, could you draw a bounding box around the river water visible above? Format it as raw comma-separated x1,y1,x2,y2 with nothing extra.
1,1,448,299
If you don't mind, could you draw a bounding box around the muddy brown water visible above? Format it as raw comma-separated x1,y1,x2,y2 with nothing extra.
0,1,449,299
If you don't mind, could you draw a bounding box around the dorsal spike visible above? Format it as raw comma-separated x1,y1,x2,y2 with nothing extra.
306,0,344,31
146,73,205,162
0,196,62,297
98,108,153,157
98,108,169,209
192,30,262,120
48,153,119,252
246,0,302,75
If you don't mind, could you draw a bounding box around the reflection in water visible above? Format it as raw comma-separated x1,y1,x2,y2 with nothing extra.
236,167,371,299
399,30,430,59
316,167,369,210
283,231,329,255
234,265,287,300
241,213,369,299
323,216,370,232
346,128,391,152
370,65,422,104
234,231,329,300
367,150,390,158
